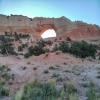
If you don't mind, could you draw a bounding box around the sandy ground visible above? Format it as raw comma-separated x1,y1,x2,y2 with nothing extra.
0,52,100,100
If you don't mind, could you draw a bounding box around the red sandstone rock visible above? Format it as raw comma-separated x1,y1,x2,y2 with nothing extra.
0,15,100,40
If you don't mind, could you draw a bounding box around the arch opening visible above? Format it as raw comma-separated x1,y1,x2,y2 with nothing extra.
41,29,57,39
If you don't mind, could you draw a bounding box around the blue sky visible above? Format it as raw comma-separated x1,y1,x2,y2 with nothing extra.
0,0,100,25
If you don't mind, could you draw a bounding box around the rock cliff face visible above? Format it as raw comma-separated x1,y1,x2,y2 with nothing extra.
0,14,100,40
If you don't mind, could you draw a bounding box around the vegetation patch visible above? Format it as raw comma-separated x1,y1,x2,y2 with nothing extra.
14,80,80,100
0,65,11,81
87,83,100,100
0,80,9,97
58,41,97,58
15,80,58,100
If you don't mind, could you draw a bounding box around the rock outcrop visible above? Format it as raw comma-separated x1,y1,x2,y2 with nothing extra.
0,14,100,40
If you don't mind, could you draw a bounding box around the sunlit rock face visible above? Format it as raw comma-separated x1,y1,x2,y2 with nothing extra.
0,15,100,40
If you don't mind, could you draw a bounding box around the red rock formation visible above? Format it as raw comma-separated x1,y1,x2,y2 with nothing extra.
65,23,100,40
0,15,100,40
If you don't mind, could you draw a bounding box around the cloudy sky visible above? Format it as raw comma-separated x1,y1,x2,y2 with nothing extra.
0,0,100,25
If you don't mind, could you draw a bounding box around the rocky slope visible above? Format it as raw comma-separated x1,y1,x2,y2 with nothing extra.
0,14,100,40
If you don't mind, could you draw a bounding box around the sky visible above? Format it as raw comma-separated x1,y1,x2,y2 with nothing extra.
0,0,100,25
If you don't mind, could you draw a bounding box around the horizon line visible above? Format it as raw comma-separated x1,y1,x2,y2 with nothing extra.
0,13,100,26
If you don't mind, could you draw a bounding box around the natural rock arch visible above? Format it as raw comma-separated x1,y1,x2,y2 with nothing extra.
41,29,57,39
0,15,100,40
34,23,58,38
35,24,58,38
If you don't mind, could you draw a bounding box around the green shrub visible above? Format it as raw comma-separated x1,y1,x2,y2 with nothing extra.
0,43,16,55
59,42,70,53
52,73,59,78
66,83,77,94
0,65,11,80
57,41,97,58
37,39,46,48
24,53,31,58
49,66,56,70
99,56,100,60
29,45,45,56
25,42,46,58
60,82,78,100
53,44,59,52
18,46,23,51
14,80,80,100
87,83,100,100
15,80,58,100
96,75,100,79
69,93,79,100
0,81,9,97
14,88,24,100
0,35,14,43
87,86,97,100
70,41,97,58
43,70,49,74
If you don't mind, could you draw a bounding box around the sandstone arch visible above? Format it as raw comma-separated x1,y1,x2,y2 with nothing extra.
35,23,57,37
41,29,57,39
0,15,100,41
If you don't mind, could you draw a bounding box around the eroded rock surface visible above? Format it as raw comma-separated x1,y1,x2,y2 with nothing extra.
0,14,100,40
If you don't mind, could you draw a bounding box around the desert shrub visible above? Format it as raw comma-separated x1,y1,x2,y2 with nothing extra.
57,41,97,58
44,48,49,53
15,80,58,100
14,88,24,100
33,67,37,70
0,35,16,54
60,82,78,100
96,75,100,79
53,44,59,52
70,41,97,58
37,39,46,48
18,44,27,52
0,81,9,97
0,35,14,43
24,42,46,58
52,73,59,78
14,80,80,100
44,53,49,58
55,51,61,55
14,32,29,40
66,83,77,94
29,45,45,56
0,43,16,55
68,93,79,100
46,40,53,46
43,70,49,74
49,66,56,70
18,46,23,51
14,32,20,41
24,53,31,58
87,83,99,100
59,42,70,53
19,34,30,39
0,65,11,81
99,56,100,60
21,44,28,48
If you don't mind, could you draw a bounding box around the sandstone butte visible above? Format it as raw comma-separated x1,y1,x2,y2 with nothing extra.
0,14,100,40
